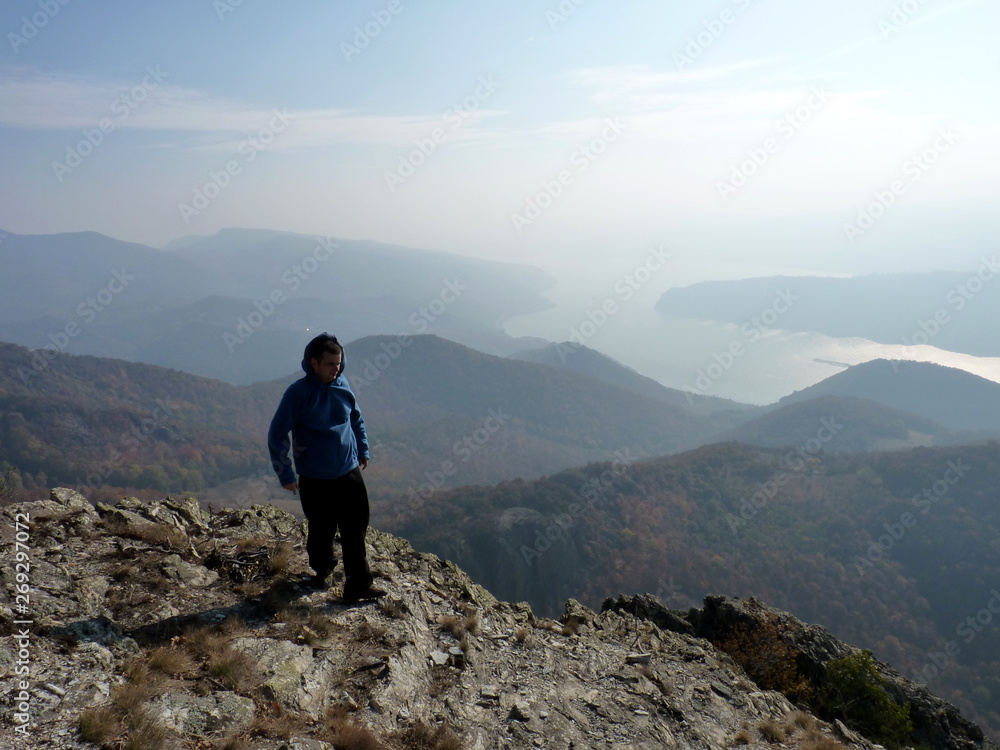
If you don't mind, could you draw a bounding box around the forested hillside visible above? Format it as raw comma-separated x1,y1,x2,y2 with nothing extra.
387,440,1000,734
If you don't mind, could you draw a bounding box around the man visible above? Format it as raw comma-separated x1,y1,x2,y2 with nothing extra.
268,332,381,600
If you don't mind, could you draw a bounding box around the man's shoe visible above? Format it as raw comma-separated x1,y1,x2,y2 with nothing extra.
307,570,333,589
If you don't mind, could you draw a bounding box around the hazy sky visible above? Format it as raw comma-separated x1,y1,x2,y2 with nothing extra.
1,0,998,274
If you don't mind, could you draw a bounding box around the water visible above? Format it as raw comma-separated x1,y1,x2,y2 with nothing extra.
502,257,1000,405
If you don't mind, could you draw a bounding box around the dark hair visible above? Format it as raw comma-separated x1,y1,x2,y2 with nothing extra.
309,338,342,363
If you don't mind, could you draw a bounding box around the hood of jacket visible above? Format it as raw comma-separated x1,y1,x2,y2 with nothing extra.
301,332,345,379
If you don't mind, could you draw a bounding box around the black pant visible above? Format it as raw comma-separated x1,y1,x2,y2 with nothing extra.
298,467,373,594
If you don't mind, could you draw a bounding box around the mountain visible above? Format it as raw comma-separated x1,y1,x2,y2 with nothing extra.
722,395,959,452
2,487,994,750
509,340,760,423
388,439,1000,734
655,267,1000,357
777,359,1000,433
0,228,555,384
0,335,729,506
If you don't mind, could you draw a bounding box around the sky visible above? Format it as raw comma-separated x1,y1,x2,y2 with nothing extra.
1,0,998,277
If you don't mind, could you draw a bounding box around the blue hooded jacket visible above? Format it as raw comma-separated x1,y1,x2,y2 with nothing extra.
267,333,370,486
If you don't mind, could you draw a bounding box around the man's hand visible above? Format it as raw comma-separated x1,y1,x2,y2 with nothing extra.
359,458,369,470
283,482,298,495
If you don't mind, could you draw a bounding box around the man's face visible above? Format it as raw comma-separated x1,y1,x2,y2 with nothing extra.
310,352,342,384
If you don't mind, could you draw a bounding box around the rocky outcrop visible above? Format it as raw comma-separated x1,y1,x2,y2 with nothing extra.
0,489,996,749
604,593,995,750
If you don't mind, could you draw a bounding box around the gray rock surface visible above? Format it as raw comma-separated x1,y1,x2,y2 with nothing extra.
0,489,995,750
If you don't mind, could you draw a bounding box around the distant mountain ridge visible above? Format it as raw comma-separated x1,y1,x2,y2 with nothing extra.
777,359,1000,432
0,227,555,384
656,267,1000,357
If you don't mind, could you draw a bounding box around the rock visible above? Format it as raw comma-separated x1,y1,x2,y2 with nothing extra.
281,740,334,750
230,637,342,719
429,650,450,666
626,652,651,664
509,699,532,721
50,487,98,518
160,554,218,587
3,491,996,750
96,503,154,529
150,691,254,736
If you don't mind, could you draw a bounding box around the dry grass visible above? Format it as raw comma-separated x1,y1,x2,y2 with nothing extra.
462,612,480,635
378,596,409,619
183,624,229,659
111,681,156,715
148,646,197,677
215,734,250,750
121,709,174,750
78,706,119,744
235,535,268,552
321,706,387,750
268,542,294,573
514,627,529,644
561,617,581,636
356,619,388,645
759,720,785,743
437,614,463,637
208,646,258,693
101,518,187,549
732,729,752,745
394,720,463,750
249,701,308,741
79,670,176,750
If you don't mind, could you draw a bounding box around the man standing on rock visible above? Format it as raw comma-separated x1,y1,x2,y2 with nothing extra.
268,332,382,600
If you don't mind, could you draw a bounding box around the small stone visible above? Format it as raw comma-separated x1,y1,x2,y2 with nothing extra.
634,709,650,716
481,685,499,701
711,681,734,700
43,683,66,697
626,652,651,664
430,650,450,666
340,691,358,711
538,710,549,719
398,706,411,721
509,699,532,721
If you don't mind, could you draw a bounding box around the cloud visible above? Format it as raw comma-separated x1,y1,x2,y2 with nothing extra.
0,68,508,150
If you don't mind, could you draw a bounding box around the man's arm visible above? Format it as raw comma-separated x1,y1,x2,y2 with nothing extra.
267,387,300,488
347,382,370,469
